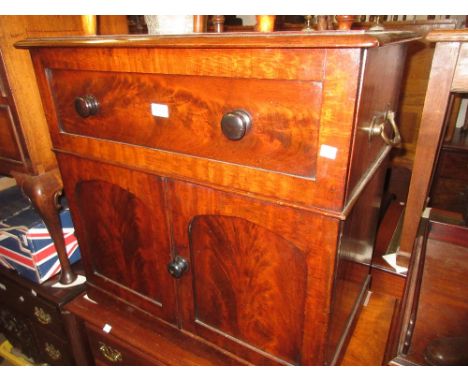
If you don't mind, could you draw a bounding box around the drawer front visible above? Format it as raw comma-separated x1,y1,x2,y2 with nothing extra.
0,276,32,316
49,69,322,178
27,298,64,335
0,277,64,334
34,323,73,365
85,324,162,366
438,150,468,181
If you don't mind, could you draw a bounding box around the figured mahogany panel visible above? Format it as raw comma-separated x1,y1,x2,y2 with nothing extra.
49,69,322,177
189,215,307,364
56,153,177,323
169,180,340,365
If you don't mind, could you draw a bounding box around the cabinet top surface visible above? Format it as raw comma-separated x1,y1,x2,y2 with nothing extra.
15,30,419,49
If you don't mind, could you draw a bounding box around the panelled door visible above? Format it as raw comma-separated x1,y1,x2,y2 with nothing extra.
168,179,340,365
56,153,177,323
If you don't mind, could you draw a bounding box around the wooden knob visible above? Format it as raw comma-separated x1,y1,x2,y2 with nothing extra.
168,256,189,278
221,109,252,141
74,95,99,118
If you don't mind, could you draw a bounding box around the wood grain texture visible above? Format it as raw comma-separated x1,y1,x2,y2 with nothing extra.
190,215,307,364
31,44,364,211
403,221,468,364
346,44,406,200
452,42,468,91
426,29,468,42
0,51,30,173
399,41,461,258
22,32,416,365
16,31,419,49
169,179,340,365
37,47,326,81
371,21,458,169
56,154,177,323
0,16,95,175
341,292,398,365
65,293,247,365
49,69,322,177
327,162,387,363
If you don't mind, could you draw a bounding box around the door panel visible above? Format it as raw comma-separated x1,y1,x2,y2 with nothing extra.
56,154,176,323
169,180,340,365
190,214,307,364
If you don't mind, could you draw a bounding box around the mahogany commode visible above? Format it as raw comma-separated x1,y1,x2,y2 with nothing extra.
18,31,418,365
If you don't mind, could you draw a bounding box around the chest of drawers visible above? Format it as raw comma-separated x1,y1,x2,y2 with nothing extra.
19,31,417,365
0,264,86,365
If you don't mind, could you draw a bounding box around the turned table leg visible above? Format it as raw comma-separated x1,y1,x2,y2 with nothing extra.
11,169,77,284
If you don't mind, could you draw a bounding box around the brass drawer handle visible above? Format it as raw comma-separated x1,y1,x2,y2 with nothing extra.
98,341,123,363
34,306,52,325
361,110,401,147
44,342,62,361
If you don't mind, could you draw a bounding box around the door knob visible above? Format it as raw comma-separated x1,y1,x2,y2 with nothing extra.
167,256,188,278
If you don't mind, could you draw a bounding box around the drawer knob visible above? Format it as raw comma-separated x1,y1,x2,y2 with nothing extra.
34,306,52,325
167,256,189,279
74,95,100,118
221,109,252,140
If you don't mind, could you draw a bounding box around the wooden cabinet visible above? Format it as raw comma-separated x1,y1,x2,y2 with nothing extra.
19,31,417,365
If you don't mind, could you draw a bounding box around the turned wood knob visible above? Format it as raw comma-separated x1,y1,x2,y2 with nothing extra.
167,256,189,278
220,109,252,141
74,95,100,118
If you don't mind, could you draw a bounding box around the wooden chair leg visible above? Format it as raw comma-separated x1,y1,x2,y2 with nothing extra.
11,169,77,285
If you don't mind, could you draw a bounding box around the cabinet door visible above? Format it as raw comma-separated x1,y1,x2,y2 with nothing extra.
169,180,340,365
57,154,176,323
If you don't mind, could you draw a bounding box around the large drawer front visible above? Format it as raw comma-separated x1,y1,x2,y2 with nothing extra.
85,323,162,366
49,69,322,178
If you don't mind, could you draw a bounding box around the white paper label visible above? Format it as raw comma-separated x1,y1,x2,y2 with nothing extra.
151,103,169,118
319,144,338,160
103,323,112,333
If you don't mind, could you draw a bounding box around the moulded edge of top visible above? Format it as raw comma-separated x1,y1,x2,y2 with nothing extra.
14,31,421,50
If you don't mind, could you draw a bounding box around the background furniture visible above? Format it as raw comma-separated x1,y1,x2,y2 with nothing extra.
19,30,417,365
399,29,468,264
0,264,87,365
0,16,97,284
388,29,468,365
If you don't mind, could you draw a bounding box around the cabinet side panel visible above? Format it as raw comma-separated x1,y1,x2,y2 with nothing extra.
346,44,407,201
327,162,387,364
